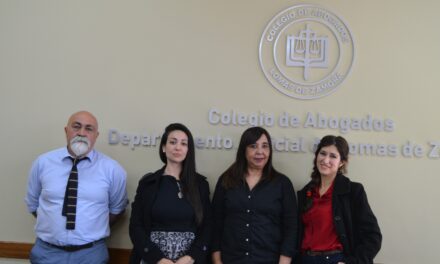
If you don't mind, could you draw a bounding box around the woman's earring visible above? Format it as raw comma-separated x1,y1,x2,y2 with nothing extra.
338,163,344,174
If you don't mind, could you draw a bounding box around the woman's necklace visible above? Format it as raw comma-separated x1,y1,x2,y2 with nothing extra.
163,166,183,199
176,180,183,199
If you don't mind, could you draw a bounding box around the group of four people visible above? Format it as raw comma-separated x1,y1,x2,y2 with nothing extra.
26,111,382,264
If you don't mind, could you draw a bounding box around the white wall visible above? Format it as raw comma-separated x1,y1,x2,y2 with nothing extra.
1,1,439,263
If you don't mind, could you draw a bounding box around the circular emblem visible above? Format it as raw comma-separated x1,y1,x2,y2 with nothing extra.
259,5,355,99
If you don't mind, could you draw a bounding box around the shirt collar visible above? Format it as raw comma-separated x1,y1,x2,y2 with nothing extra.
62,147,94,163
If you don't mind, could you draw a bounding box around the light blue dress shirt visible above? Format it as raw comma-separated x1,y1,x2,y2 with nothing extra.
25,147,128,246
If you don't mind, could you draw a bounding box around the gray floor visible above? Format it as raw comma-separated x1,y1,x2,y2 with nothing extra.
0,259,28,264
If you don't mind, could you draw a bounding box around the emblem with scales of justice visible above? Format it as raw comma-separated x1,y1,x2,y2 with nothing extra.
286,24,329,81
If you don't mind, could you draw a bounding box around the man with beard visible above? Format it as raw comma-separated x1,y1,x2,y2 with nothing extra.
25,111,128,264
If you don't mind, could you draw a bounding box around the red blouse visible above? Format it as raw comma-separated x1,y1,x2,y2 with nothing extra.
301,182,343,252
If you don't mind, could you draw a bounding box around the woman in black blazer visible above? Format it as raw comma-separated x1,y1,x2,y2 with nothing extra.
296,135,382,264
129,123,211,264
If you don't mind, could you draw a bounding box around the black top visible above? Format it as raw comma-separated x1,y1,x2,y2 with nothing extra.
211,173,298,264
129,168,211,264
151,175,196,232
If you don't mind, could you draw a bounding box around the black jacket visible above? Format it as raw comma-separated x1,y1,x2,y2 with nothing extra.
296,174,382,264
129,167,211,264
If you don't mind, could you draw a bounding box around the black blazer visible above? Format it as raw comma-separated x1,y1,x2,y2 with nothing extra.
296,174,382,264
129,167,211,264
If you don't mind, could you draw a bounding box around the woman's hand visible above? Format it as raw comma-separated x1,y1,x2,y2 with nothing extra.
174,255,194,264
212,251,223,264
337,262,345,264
157,258,174,264
279,255,291,264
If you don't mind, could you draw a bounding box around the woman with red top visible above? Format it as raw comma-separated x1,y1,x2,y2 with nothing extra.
296,135,382,264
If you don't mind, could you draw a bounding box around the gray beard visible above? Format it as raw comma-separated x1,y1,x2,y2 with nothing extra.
70,137,90,157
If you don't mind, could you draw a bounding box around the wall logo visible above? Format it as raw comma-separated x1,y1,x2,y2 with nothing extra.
259,5,355,99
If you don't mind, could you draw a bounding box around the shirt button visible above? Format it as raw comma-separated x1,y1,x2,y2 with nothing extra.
245,238,249,242
246,209,250,213
248,195,251,199
245,252,249,256
246,223,249,227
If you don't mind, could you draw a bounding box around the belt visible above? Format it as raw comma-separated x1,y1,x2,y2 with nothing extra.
41,239,104,252
305,250,342,256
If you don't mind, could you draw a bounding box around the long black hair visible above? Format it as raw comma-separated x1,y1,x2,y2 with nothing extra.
221,126,279,189
159,123,203,225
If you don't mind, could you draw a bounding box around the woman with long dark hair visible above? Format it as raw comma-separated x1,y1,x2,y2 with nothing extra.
129,123,211,264
296,135,382,264
211,126,297,264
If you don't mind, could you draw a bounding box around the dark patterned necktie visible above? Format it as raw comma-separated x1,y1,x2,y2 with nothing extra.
62,157,86,230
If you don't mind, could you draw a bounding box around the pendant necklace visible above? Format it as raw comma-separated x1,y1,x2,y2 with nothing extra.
176,180,183,199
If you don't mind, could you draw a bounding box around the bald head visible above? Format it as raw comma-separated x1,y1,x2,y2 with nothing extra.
65,111,100,157
67,111,98,129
